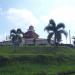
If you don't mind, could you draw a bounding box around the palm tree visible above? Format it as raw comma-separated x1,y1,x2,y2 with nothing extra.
10,29,17,44
10,28,23,47
16,28,24,45
45,19,67,45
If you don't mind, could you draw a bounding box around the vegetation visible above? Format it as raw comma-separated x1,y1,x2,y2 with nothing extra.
0,46,75,75
45,19,67,45
10,28,23,46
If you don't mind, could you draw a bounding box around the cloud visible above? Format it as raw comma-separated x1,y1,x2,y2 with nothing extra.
41,6,75,29
0,34,6,41
6,8,39,28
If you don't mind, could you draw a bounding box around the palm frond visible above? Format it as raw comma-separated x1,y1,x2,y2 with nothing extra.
17,28,22,34
10,29,16,34
56,23,65,30
44,25,54,32
49,19,56,28
58,30,67,37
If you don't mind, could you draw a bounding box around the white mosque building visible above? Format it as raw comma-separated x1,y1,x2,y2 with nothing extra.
22,25,49,45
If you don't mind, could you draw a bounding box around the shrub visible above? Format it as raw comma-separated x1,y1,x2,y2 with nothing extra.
33,55,48,64
11,55,32,63
0,56,9,66
34,71,47,75
57,70,75,75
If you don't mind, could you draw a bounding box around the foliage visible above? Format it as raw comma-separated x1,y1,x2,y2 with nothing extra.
10,28,23,47
45,19,67,45
34,71,47,75
33,55,48,64
0,46,75,75
0,56,9,66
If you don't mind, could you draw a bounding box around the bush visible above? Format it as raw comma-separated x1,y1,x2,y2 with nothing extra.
34,71,47,75
0,56,9,66
33,55,48,64
56,56,65,64
10,55,50,64
57,70,75,75
11,55,32,63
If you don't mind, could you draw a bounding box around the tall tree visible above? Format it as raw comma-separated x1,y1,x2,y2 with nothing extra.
10,28,23,47
44,19,67,45
16,28,23,45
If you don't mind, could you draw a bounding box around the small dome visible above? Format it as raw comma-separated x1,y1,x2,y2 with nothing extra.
28,25,35,32
24,25,39,39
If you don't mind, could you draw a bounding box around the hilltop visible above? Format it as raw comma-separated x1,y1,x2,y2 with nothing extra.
0,46,75,75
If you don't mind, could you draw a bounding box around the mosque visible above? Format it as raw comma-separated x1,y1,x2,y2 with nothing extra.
22,25,49,45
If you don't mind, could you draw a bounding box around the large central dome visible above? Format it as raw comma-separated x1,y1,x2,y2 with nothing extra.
23,26,39,39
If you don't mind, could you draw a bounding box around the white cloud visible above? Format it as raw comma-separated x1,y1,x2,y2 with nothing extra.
0,35,6,41
6,8,39,28
41,6,75,29
42,6,75,21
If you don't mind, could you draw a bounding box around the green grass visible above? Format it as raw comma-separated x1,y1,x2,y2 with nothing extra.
0,46,75,56
0,63,75,75
0,45,75,75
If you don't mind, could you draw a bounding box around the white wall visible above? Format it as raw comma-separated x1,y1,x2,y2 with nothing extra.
22,38,49,45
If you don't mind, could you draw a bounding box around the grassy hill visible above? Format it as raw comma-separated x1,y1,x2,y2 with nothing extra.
0,46,75,75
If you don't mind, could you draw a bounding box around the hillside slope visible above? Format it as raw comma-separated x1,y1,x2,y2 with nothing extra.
0,46,75,75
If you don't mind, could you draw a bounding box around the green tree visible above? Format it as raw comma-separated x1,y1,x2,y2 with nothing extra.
10,28,23,47
16,28,24,45
44,19,67,45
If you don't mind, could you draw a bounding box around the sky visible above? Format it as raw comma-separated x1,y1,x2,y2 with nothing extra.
0,0,75,44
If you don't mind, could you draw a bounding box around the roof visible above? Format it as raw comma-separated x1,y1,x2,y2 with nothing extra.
23,31,39,39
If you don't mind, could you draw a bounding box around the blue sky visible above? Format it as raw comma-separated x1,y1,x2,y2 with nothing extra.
0,0,75,43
